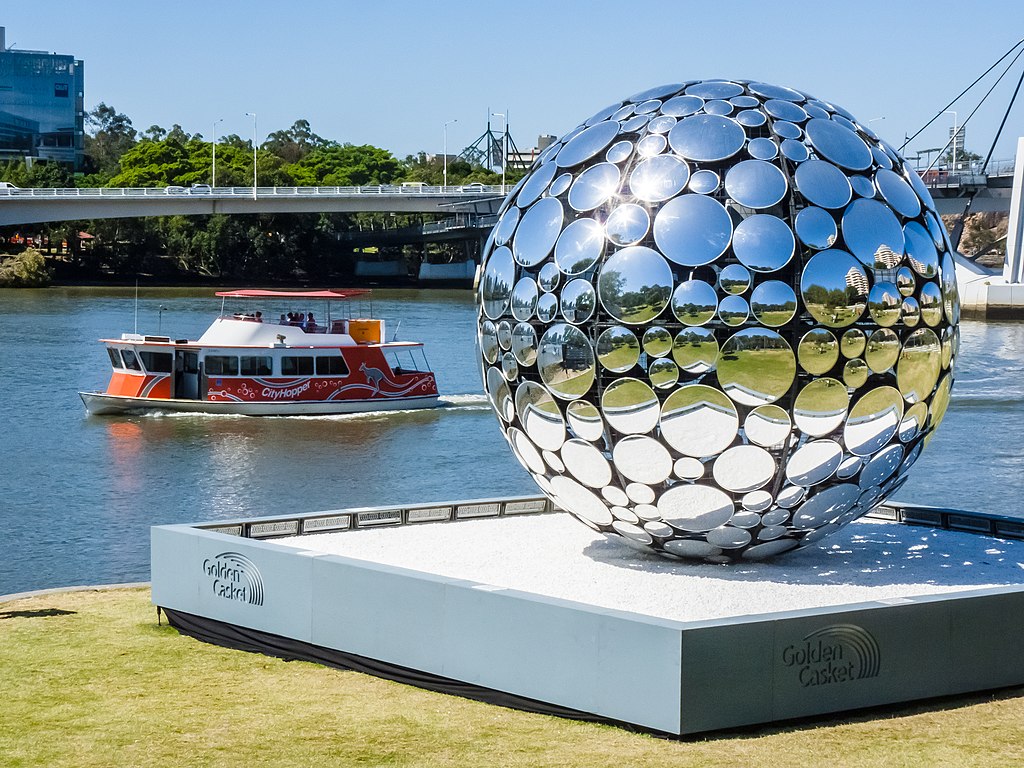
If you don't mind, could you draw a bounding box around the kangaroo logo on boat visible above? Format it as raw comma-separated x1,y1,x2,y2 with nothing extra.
781,624,880,688
203,552,264,606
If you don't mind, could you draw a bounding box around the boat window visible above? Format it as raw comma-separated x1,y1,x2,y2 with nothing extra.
384,347,429,374
282,356,314,376
121,349,142,371
315,355,349,376
139,351,173,373
107,348,123,369
205,355,239,376
240,355,273,376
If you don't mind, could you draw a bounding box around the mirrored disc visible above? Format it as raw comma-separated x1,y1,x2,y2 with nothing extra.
560,278,597,324
704,99,734,115
717,328,796,406
479,320,498,364
780,138,810,162
659,489,733,532
724,160,788,209
549,172,573,197
597,246,673,323
919,281,943,327
560,438,612,488
786,439,843,486
794,160,852,209
747,137,779,160
904,221,939,278
793,378,849,436
798,328,840,375
841,328,866,357
674,457,706,481
629,154,690,202
849,174,875,199
733,213,795,272
654,194,733,266
859,444,903,489
538,262,560,293
901,297,921,327
614,435,673,484
550,475,613,527
876,168,921,218
515,381,566,451
867,282,902,327
842,199,905,268
661,384,738,457
516,162,558,209
748,81,805,101
647,115,677,135
481,245,515,319
720,263,751,294
537,323,595,400
602,377,660,434
648,357,679,389
897,328,941,404
508,427,546,474
745,404,792,448
792,484,860,528
713,445,776,493
795,206,838,249
511,322,538,366
512,197,564,267
536,292,558,322
554,217,605,275
485,365,515,422
805,118,872,170
843,358,869,388
668,114,746,162
898,401,928,442
568,162,621,211
636,134,667,157
672,327,719,373
494,205,520,246
566,399,605,442
685,80,744,99
772,121,802,140
750,280,798,327
510,277,539,321
605,140,633,164
865,328,900,372
597,325,640,372
718,295,749,326
765,99,807,122
556,121,621,168
736,110,767,128
605,203,650,246
800,249,868,328
671,280,718,326
844,386,904,456
688,169,720,194
634,98,662,114
896,266,916,296
642,325,673,357
629,82,684,101
661,95,705,117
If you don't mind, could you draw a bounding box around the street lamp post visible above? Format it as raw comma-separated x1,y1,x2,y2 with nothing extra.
943,110,958,170
868,116,885,130
245,111,258,199
211,117,223,187
492,111,506,191
443,119,457,189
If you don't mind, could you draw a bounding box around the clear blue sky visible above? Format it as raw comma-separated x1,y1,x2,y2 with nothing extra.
4,1,1023,164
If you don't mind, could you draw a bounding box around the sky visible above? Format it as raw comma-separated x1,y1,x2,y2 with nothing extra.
4,1,1024,166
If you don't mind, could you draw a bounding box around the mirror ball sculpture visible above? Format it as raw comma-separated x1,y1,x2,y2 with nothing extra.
477,79,959,561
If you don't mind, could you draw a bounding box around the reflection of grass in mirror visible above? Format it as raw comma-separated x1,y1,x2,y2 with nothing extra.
540,362,594,395
897,347,941,403
598,341,639,370
718,349,796,398
673,340,718,370
755,309,796,326
794,379,849,413
602,378,655,408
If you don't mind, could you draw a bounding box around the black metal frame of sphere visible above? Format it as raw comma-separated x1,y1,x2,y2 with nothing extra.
478,79,960,562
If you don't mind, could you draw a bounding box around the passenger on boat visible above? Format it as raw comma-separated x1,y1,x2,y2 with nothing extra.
255,311,263,322
306,312,316,330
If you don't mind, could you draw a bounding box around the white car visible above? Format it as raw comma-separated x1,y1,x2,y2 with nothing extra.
0,182,20,195
165,186,187,195
189,184,212,194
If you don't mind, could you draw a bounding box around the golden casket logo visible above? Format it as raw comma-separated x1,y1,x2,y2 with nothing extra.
781,624,880,688
203,552,264,606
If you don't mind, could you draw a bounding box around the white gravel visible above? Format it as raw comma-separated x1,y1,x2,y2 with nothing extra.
277,514,1024,623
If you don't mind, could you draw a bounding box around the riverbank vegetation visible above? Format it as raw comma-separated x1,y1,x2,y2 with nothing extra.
0,105,525,285
2,588,1024,767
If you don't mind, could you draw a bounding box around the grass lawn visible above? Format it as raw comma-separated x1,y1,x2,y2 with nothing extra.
3,588,1024,767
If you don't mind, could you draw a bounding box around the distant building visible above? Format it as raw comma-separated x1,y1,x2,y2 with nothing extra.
0,26,85,168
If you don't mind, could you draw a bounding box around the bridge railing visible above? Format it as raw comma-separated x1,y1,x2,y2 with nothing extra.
0,184,510,198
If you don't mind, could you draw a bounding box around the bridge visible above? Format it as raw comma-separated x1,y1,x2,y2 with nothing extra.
0,184,506,226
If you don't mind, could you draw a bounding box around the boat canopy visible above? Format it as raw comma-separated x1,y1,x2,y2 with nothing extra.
214,289,371,300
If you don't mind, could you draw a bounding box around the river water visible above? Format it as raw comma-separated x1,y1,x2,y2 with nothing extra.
1,287,1022,595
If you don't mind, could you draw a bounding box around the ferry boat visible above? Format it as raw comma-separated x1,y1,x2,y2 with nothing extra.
79,289,441,416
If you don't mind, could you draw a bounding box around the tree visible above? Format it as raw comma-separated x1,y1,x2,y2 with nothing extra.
285,143,403,186
264,120,329,163
84,103,137,179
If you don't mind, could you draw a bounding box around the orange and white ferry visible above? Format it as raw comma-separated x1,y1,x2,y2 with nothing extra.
79,289,441,416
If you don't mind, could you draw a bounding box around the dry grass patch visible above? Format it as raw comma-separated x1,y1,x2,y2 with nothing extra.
3,588,1024,767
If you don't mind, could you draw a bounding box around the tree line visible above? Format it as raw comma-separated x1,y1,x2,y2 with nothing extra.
0,104,523,285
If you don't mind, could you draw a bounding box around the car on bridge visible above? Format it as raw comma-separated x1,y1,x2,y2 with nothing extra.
0,182,20,195
164,186,187,195
189,184,212,194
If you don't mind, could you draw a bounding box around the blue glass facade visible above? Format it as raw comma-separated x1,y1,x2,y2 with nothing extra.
0,28,85,168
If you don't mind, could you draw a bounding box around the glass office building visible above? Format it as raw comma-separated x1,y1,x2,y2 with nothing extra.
0,27,85,168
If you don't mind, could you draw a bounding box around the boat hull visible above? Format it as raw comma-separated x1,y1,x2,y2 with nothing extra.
79,391,442,416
